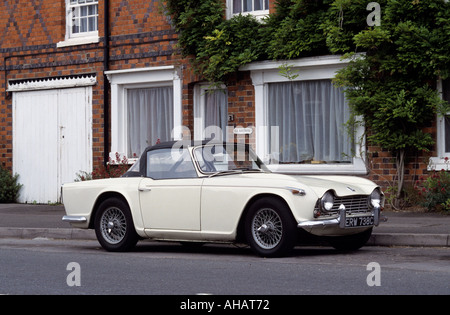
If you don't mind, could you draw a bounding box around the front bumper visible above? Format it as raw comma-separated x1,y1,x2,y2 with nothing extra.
298,205,387,233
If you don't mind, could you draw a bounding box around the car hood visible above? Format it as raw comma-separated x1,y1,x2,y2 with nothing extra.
288,174,379,197
234,172,379,198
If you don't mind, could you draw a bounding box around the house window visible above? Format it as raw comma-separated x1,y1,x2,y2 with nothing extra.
194,85,228,141
70,0,99,36
106,66,183,162
268,80,353,164
443,79,450,154
227,0,269,19
242,55,367,175
430,78,450,170
57,0,99,47
127,87,174,157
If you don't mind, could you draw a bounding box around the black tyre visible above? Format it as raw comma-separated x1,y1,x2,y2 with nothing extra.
245,197,297,257
328,228,373,251
94,197,139,252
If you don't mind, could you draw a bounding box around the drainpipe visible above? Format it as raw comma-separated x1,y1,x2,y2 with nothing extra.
103,0,110,166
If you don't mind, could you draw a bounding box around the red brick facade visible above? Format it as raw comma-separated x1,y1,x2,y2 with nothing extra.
0,0,442,200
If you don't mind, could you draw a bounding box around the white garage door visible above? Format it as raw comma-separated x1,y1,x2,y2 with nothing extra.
13,87,92,203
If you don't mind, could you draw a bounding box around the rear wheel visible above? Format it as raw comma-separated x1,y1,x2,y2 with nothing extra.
94,197,139,252
245,198,297,257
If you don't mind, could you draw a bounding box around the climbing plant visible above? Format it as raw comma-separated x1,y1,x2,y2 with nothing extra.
334,0,450,206
165,0,450,206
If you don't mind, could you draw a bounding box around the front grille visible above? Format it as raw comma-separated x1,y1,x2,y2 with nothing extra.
315,195,371,216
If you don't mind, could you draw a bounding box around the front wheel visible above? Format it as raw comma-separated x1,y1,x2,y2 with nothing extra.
94,197,139,252
245,198,297,257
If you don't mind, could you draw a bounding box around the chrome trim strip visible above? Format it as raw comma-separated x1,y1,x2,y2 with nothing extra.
62,215,87,223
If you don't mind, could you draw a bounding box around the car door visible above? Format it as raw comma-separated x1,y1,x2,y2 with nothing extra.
139,148,202,231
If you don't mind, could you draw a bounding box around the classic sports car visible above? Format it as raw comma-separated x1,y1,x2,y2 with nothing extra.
62,141,385,257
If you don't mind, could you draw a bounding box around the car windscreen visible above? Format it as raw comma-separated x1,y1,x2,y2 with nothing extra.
193,144,269,174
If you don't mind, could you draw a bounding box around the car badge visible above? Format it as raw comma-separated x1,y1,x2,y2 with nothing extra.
347,186,356,192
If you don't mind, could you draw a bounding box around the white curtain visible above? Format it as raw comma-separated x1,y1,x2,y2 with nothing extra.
204,89,228,141
127,87,173,157
268,80,353,163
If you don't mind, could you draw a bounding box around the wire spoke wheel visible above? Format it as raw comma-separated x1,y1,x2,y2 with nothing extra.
245,198,296,257
100,207,127,244
251,208,283,250
94,198,139,252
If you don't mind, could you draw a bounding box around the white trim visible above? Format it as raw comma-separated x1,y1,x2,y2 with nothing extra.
57,35,99,48
58,0,99,48
225,0,269,20
428,79,450,171
7,75,96,92
242,55,367,175
106,66,183,160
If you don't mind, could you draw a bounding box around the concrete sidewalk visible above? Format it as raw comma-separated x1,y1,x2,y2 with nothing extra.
0,203,449,247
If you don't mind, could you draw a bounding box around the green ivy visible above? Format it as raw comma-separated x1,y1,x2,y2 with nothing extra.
165,0,450,206
333,0,450,205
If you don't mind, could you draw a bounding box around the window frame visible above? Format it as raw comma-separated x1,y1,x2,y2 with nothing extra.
429,78,450,171
226,0,270,20
241,55,367,175
57,0,99,48
105,67,183,163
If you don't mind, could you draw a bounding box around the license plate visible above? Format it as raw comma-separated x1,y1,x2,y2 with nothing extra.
345,216,374,228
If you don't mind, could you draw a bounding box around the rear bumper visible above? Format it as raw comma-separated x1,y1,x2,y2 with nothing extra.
62,215,87,223
298,205,387,233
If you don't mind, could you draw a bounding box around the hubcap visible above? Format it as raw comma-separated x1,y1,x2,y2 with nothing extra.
251,208,283,250
100,207,127,244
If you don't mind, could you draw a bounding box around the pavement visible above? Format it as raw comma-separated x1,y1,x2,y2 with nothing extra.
0,203,449,247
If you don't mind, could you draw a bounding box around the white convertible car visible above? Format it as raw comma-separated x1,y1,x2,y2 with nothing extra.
62,141,385,257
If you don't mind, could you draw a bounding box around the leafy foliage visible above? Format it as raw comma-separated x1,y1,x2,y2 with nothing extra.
334,0,450,202
415,168,450,212
0,165,22,203
165,0,450,205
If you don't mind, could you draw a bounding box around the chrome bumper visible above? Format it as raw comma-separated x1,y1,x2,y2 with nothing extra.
62,215,87,223
298,205,387,231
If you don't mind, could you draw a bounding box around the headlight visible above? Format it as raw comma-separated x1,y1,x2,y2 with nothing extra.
369,188,381,208
320,191,335,211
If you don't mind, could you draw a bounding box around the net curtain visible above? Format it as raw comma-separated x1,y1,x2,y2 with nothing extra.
268,80,353,163
127,87,174,157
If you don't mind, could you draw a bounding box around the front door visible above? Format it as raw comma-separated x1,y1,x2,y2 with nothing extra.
138,148,202,231
139,178,202,231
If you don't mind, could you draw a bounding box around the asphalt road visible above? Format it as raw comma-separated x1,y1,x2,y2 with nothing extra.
0,238,449,297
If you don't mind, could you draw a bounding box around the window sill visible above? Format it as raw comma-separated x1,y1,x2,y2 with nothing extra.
57,36,100,48
428,157,450,171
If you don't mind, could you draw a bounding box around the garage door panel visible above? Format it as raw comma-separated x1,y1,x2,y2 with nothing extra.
13,91,59,203
59,88,92,187
13,88,92,203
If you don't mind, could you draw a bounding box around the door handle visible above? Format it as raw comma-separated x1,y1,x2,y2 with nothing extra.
138,186,152,192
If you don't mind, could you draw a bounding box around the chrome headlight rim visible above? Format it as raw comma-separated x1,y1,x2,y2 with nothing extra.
320,190,335,212
368,188,382,209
